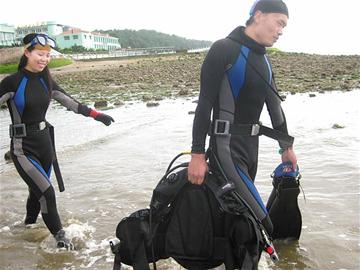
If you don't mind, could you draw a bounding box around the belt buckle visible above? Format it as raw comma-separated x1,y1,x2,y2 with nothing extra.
39,121,46,130
9,124,27,138
251,124,260,136
214,119,230,136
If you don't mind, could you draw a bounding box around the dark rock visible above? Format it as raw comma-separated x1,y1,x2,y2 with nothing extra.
4,150,12,161
332,123,345,129
309,93,316,97
114,100,125,106
178,89,189,96
94,100,108,108
146,102,159,107
142,95,152,102
188,111,195,114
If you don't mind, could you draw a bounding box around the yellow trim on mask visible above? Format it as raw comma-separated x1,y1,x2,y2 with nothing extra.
24,43,51,51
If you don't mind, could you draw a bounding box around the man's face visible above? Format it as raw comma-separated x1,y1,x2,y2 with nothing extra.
255,12,288,47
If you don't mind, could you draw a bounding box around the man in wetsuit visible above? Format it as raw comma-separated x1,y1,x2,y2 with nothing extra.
188,0,297,266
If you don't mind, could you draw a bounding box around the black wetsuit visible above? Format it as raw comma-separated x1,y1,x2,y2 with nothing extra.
0,68,93,235
191,26,292,265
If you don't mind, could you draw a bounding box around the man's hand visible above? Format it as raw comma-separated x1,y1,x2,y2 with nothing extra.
187,153,208,185
281,147,297,171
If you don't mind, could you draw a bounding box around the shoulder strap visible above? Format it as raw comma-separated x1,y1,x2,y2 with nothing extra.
239,48,284,101
112,252,122,270
132,242,150,270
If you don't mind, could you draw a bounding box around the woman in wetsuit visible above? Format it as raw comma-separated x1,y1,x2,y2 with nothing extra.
0,33,114,249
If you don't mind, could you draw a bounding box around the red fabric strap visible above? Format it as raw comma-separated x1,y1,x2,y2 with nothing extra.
89,109,100,118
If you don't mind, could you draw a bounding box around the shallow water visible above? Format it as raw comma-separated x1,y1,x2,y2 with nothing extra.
0,90,359,270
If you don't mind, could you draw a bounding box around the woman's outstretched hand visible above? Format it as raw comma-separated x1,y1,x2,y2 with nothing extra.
95,113,114,126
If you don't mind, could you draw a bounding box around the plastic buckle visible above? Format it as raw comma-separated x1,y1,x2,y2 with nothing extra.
39,121,46,130
9,124,27,138
217,182,236,197
214,119,230,136
251,124,260,136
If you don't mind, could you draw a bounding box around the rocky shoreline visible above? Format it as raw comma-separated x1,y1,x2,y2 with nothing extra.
52,52,360,107
2,52,359,161
2,51,360,108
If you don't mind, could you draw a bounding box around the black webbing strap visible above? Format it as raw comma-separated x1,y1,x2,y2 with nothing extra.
132,241,150,270
210,120,294,145
48,123,65,192
258,125,294,145
113,252,122,270
111,240,150,270
9,121,47,138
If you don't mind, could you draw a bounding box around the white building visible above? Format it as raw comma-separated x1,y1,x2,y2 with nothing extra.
10,21,120,50
56,28,121,51
0,23,17,46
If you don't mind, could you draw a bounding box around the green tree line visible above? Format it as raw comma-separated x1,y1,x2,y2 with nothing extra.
98,29,212,50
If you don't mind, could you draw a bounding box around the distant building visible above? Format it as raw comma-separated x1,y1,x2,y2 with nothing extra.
0,23,17,46
12,21,120,51
91,31,121,51
56,29,121,51
16,21,69,38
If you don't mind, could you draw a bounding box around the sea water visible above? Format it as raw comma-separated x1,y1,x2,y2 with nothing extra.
0,90,359,269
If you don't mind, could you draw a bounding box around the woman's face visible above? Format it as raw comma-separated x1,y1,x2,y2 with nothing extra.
24,48,51,72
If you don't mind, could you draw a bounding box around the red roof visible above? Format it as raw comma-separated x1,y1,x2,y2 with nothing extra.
59,28,90,35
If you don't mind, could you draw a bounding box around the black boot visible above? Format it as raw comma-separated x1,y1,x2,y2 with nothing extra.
54,229,74,250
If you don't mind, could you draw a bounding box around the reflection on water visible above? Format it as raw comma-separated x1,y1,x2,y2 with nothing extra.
0,90,359,269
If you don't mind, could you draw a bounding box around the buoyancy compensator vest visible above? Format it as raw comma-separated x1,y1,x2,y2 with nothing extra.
110,152,278,270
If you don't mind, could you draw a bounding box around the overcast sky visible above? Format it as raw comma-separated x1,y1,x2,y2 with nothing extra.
1,0,358,55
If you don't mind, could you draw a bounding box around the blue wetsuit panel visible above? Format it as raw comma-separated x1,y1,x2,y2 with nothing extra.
236,165,268,213
226,46,250,100
13,77,28,116
264,56,272,84
39,77,49,93
27,156,51,182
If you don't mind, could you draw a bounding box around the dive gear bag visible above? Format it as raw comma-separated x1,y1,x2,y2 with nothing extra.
110,152,277,270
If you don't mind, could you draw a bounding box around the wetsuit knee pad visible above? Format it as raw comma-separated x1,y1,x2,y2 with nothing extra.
39,186,62,234
39,186,56,213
